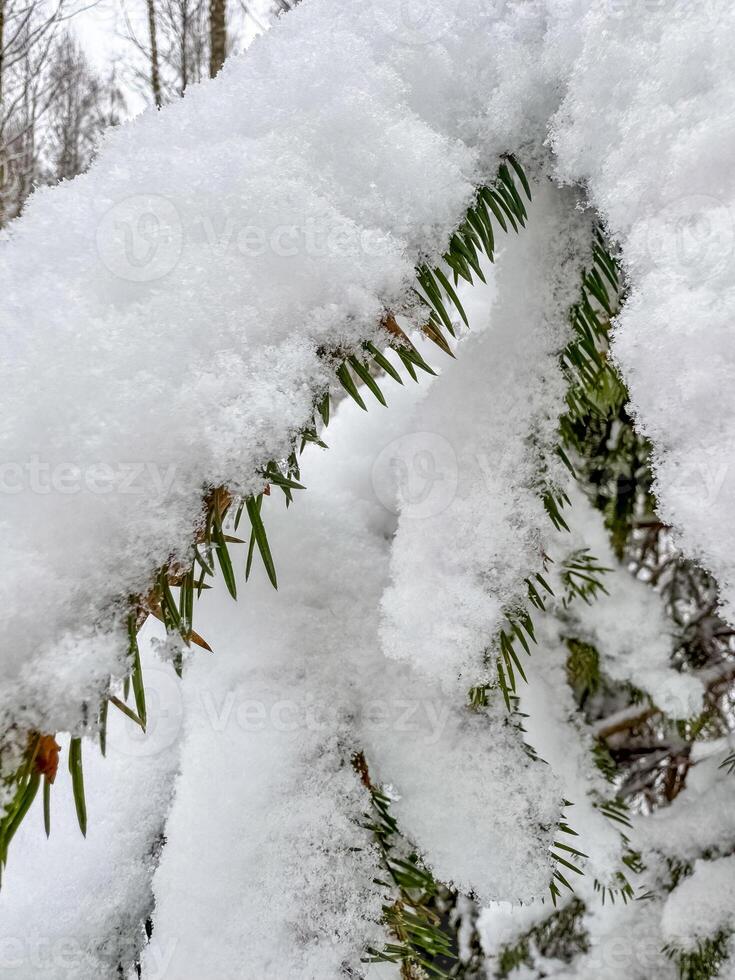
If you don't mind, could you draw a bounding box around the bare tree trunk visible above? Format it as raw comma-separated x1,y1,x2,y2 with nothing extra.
0,0,5,104
146,0,163,108
208,0,226,78
0,0,6,226
180,0,189,94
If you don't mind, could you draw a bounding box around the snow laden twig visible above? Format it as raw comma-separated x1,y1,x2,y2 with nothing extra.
364,214,638,976
470,231,680,911
0,161,533,871
476,231,625,715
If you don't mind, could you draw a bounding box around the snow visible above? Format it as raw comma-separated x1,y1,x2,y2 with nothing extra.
369,184,610,902
478,899,556,962
3,0,535,738
3,0,735,974
3,0,729,773
561,487,704,720
550,1,735,626
518,752,735,979
364,674,560,904
0,622,181,979
138,433,391,977
141,340,561,977
633,755,735,863
548,898,677,980
661,854,735,951
519,613,623,885
380,184,589,689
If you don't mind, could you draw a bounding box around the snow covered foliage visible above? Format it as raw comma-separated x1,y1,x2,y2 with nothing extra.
0,620,181,978
2,0,735,976
551,0,735,624
0,0,555,742
380,184,587,689
562,488,704,721
140,349,556,977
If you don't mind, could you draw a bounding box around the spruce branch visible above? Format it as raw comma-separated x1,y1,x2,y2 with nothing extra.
0,159,532,871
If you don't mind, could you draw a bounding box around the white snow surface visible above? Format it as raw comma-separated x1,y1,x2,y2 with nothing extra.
562,487,704,720
380,183,588,688
551,1,735,623
2,0,732,746
661,854,735,951
519,613,622,885
0,623,181,979
634,754,735,864
2,0,563,735
3,0,735,974
546,897,677,980
141,348,560,978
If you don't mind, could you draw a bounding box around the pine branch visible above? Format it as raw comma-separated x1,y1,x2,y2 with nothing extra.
664,932,731,980
354,752,462,978
0,158,533,871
